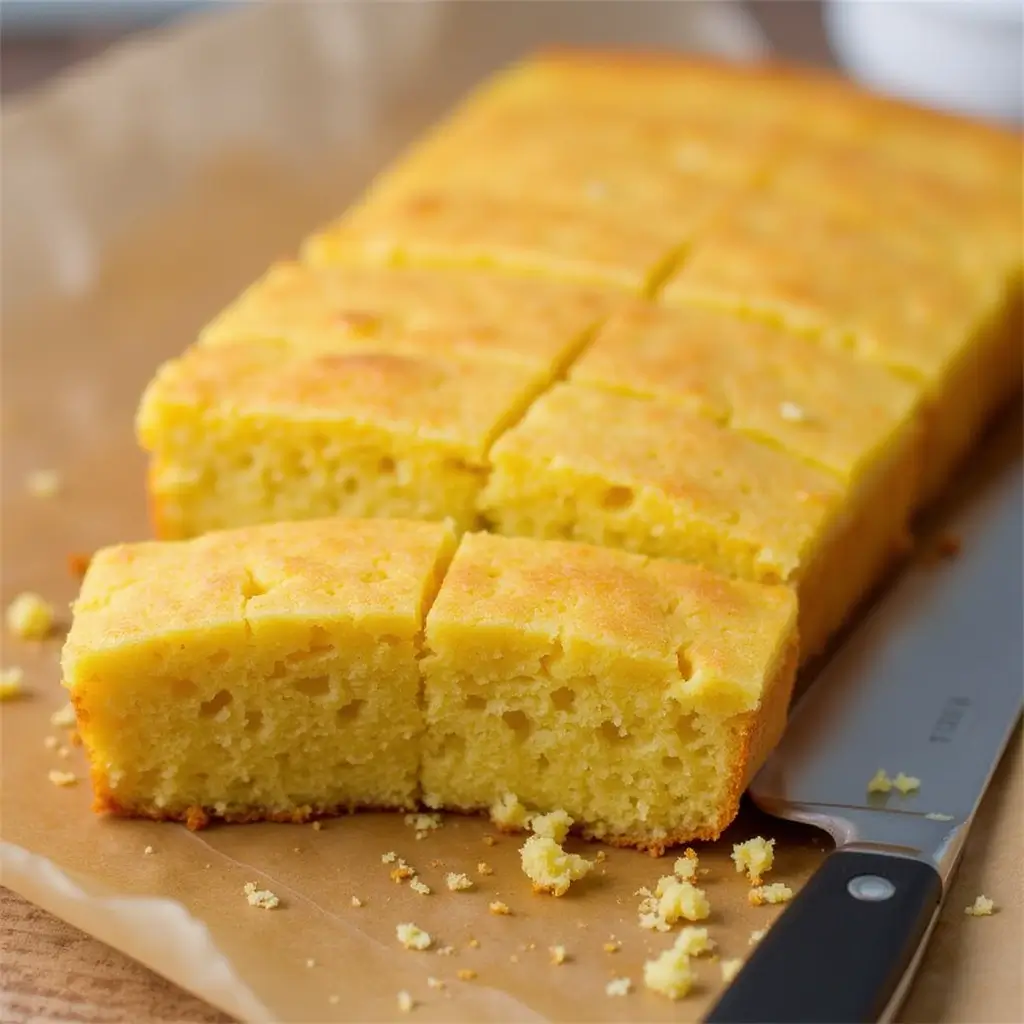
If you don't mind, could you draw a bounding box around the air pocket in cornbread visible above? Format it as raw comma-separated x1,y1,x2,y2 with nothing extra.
571,301,924,652
477,382,847,657
137,340,545,538
61,519,456,826
420,532,798,851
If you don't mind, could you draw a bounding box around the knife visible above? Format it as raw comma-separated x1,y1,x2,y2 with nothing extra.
707,452,1023,1024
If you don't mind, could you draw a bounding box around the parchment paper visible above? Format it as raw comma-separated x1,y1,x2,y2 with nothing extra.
1,3,1020,1021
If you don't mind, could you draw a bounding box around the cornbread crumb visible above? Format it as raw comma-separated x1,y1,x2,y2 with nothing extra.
6,593,55,640
603,941,620,953
893,772,921,795
732,837,775,885
673,848,698,881
43,735,59,750
721,958,743,983
446,872,474,892
749,883,794,906
867,769,893,793
311,821,323,831
674,927,715,957
47,769,77,787
643,939,695,1001
410,877,432,896
965,895,995,917
396,923,432,950
26,470,61,498
456,969,477,981
595,850,607,863
306,958,316,968
605,977,632,997
491,793,531,830
925,812,954,821
749,928,766,945
243,882,280,909
382,851,398,864
144,846,155,855
427,977,445,990
641,876,710,929
351,896,363,907
520,834,594,896
483,835,497,847
779,401,808,423
436,946,455,956
477,861,494,876
530,809,573,843
390,858,416,882
405,812,443,833
397,990,414,1013
0,667,25,700
467,938,480,949
50,703,76,729
549,945,568,965
489,900,511,915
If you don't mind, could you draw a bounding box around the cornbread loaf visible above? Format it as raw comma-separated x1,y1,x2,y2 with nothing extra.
62,522,797,845
137,52,1022,669
62,519,456,825
421,532,797,850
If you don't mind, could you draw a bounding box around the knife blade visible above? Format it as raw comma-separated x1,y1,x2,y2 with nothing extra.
707,446,1023,1024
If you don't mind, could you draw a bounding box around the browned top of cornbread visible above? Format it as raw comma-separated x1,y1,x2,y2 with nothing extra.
136,339,544,458
488,382,842,582
571,301,921,483
426,531,797,715
64,518,457,659
200,261,619,372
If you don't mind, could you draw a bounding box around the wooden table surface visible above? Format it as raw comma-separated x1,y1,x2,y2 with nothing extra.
0,4,831,1021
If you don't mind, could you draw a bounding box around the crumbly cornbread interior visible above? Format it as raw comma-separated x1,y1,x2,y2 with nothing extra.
63,519,456,823
421,533,797,848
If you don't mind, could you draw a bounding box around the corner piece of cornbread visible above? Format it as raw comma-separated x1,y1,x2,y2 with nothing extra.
137,340,544,538
420,532,798,850
478,381,848,656
61,518,456,826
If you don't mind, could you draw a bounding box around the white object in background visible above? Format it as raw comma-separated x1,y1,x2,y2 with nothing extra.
825,0,1023,125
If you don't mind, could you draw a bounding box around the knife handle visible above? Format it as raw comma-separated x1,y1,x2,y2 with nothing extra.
706,849,942,1024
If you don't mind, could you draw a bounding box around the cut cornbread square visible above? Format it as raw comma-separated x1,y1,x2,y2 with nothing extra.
199,261,620,373
137,340,544,538
301,182,734,294
478,382,854,658
662,192,1022,500
61,518,457,825
420,532,798,850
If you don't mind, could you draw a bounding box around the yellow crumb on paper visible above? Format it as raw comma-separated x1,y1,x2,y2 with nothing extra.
467,938,479,949
477,861,494,876
673,848,699,881
457,969,477,981
405,812,442,833
382,851,398,864
396,923,432,950
490,793,531,830
350,896,363,907
749,928,767,945
242,882,280,909
483,834,497,846
47,769,77,787
436,945,455,956
50,703,76,729
0,666,25,700
305,958,316,968
530,808,573,843
311,821,323,831
520,835,593,896
965,895,996,916
867,768,893,793
643,940,695,1001
603,940,621,954
489,900,511,916
605,977,632,997
427,977,445,990
26,469,62,498
445,872,474,892
640,876,710,929
749,883,794,906
143,845,154,855
893,772,921,795
409,877,431,896
397,990,414,1013
673,927,715,957
731,837,775,885
721,958,743,983
390,858,416,883
6,593,54,640
549,945,568,965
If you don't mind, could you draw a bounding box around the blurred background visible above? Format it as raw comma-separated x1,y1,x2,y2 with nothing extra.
3,1,1021,123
